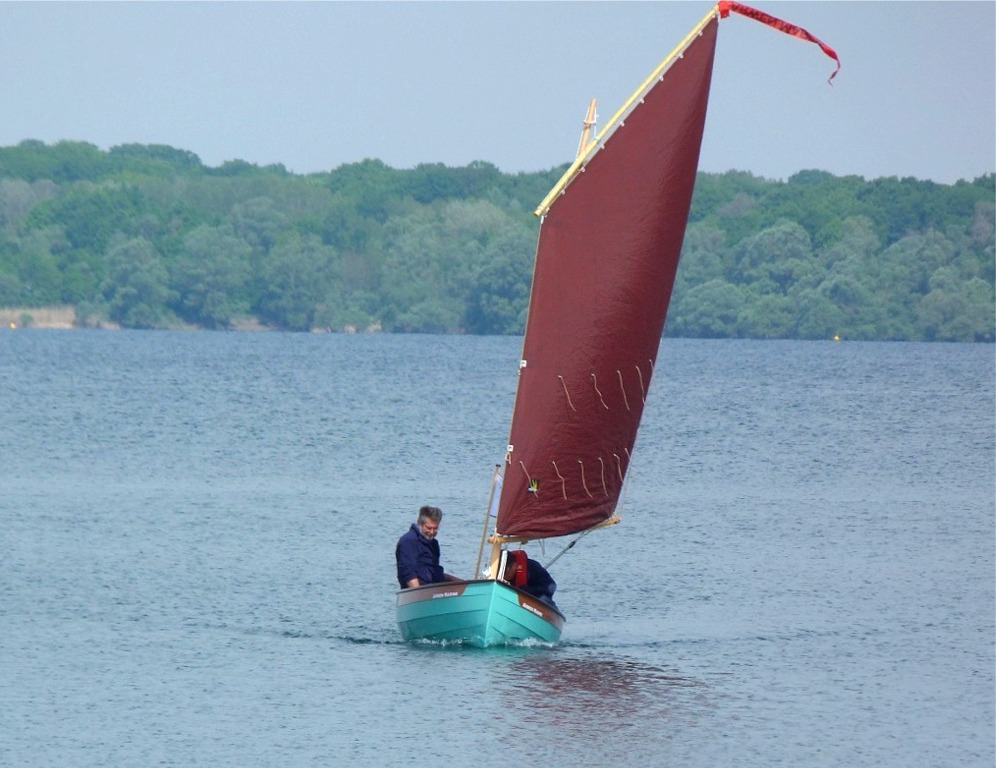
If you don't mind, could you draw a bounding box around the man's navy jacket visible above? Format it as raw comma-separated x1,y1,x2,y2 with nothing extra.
395,523,444,588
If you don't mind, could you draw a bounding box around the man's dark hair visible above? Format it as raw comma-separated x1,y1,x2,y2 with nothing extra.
418,505,442,524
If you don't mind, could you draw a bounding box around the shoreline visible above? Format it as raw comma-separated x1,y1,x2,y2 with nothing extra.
0,307,383,333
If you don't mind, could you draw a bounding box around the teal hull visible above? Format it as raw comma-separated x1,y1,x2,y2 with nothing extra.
396,580,564,648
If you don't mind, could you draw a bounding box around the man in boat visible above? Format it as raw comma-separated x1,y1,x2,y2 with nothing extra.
501,549,557,607
395,505,461,588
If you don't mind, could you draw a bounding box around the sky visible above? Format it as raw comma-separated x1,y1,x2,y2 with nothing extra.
1,1,993,185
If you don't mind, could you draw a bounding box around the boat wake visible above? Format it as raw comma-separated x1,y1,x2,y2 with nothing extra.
186,621,402,646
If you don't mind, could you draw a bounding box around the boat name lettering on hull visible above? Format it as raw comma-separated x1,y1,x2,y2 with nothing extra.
432,592,459,599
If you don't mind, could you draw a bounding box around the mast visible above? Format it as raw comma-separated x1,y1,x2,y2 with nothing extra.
575,99,597,159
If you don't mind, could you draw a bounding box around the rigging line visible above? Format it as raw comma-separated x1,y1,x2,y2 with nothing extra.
552,461,567,500
598,457,608,496
543,517,612,570
578,460,593,498
558,375,577,412
616,370,631,411
636,365,647,404
613,453,624,483
591,373,609,409
543,531,590,569
474,464,502,579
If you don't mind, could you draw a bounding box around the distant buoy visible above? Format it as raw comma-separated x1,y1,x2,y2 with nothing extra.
833,334,840,342
8,322,14,330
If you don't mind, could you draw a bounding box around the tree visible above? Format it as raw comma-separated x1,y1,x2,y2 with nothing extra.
13,227,68,304
673,224,727,298
0,139,113,182
171,225,251,329
817,215,880,269
919,272,994,342
793,287,845,340
0,139,991,340
733,220,816,294
376,200,514,332
26,184,146,254
228,197,287,255
255,233,338,330
737,292,795,338
109,143,204,171
0,179,59,233
0,270,21,305
102,237,175,328
668,279,745,338
464,228,535,334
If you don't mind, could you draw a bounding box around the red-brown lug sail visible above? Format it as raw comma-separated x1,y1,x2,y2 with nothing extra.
496,15,720,540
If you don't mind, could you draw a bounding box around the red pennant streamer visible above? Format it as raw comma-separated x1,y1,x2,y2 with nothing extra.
718,1,841,84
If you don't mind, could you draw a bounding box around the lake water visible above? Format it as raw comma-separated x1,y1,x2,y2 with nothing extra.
1,331,993,767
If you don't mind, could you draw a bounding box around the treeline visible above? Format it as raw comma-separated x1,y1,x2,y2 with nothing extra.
0,139,992,341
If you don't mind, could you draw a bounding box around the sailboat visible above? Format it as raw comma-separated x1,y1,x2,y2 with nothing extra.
396,2,839,648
